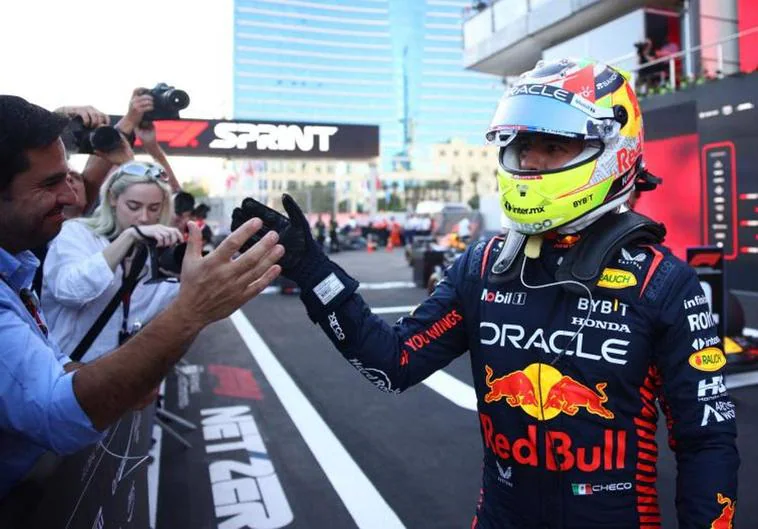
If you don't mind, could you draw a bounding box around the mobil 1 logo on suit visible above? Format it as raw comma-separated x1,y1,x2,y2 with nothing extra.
481,289,527,305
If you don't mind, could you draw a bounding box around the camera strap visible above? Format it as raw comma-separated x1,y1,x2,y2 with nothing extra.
70,244,148,362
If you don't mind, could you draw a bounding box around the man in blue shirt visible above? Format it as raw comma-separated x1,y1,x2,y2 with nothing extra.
0,95,285,498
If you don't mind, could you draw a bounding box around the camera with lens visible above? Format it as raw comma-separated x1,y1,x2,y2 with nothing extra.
145,240,212,283
145,242,187,284
142,82,190,123
63,116,123,155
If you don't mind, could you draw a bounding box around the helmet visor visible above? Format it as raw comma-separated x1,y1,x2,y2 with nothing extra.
486,89,615,143
499,132,604,176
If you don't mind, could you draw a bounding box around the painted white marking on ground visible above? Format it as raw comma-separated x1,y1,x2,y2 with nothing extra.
147,425,162,528
371,304,478,411
230,311,405,529
372,305,416,315
726,371,758,390
261,281,416,295
422,371,478,411
359,281,416,290
147,380,165,529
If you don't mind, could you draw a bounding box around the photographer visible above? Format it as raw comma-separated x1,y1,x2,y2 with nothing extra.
31,89,183,296
41,161,183,361
0,95,283,499
58,86,183,214
192,203,214,249
173,190,196,236
57,94,143,214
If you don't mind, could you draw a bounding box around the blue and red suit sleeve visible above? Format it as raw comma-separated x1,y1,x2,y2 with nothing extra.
302,249,471,394
650,256,739,528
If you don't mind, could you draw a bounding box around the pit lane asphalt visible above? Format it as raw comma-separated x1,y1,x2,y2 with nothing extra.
156,249,758,529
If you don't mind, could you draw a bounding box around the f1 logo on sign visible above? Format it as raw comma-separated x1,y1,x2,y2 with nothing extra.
688,252,722,268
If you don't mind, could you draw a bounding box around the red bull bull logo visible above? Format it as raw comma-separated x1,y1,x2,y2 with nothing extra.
484,366,538,407
484,363,614,420
710,493,735,529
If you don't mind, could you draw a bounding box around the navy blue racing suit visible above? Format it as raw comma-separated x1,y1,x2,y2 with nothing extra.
302,234,739,529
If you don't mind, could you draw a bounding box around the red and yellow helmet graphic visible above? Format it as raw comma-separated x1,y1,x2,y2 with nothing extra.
488,58,644,234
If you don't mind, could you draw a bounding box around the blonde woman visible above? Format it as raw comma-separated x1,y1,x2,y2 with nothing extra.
42,161,183,362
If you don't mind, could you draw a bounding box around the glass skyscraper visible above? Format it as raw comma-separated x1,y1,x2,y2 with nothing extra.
233,0,503,172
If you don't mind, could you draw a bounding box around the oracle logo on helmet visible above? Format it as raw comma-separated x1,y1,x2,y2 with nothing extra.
509,84,572,104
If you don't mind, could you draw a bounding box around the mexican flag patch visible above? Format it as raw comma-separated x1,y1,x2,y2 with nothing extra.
572,483,593,496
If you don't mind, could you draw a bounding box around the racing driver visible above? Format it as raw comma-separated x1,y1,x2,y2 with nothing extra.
232,58,739,529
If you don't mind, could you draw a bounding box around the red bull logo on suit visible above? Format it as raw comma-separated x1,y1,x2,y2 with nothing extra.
484,363,614,421
480,364,625,472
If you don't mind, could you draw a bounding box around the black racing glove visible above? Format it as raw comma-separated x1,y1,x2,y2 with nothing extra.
231,194,358,320
231,194,316,278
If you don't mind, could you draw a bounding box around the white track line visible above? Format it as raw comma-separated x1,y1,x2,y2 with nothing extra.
261,281,417,295
370,305,477,410
230,311,405,529
359,281,416,290
372,305,416,315
726,371,758,390
422,371,478,411
147,424,162,528
147,381,165,529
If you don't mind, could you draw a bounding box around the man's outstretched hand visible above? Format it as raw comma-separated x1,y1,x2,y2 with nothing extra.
231,194,327,286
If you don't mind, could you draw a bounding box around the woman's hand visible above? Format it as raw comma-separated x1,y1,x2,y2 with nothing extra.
132,224,184,248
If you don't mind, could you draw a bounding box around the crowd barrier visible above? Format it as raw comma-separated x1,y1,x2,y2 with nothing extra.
0,408,152,529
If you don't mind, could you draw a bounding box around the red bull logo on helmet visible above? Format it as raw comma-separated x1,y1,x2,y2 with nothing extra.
484,363,614,421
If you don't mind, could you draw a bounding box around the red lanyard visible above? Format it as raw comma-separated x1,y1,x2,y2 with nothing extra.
0,275,48,337
20,288,48,337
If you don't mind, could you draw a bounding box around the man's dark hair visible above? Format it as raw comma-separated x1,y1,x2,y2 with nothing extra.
193,203,210,219
174,191,195,215
0,95,69,192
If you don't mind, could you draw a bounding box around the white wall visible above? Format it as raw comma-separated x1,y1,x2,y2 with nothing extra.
542,9,646,73
699,0,740,75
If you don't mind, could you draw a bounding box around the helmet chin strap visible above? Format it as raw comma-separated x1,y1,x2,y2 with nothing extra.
491,229,527,274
